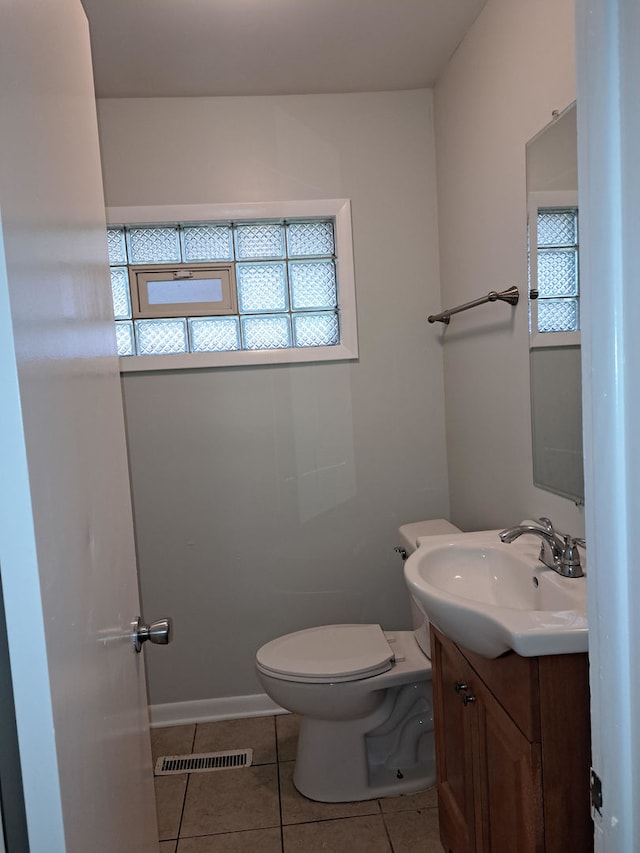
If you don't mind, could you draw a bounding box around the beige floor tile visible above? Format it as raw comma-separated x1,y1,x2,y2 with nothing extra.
155,775,188,840
177,827,282,852
193,717,277,765
180,764,280,837
159,842,177,853
152,725,197,763
378,784,438,813
283,815,392,853
383,809,444,853
279,761,379,826
275,713,299,762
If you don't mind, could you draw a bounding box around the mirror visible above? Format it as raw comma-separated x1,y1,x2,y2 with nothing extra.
526,104,584,504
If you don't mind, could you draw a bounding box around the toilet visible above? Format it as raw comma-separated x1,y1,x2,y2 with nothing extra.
255,519,461,802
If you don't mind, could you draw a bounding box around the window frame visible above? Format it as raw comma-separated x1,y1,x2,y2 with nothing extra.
106,200,358,372
131,263,237,319
528,190,580,349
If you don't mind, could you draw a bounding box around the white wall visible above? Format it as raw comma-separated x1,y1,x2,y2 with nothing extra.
97,91,450,705
433,0,583,534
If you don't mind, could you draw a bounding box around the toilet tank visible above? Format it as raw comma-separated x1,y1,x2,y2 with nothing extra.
397,519,462,657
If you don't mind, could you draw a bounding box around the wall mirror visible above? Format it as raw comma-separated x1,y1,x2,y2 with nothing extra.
526,103,584,504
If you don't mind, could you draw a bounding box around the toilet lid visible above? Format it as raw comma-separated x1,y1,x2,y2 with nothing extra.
256,624,394,683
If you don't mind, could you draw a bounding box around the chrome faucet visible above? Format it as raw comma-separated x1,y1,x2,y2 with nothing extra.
499,517,586,578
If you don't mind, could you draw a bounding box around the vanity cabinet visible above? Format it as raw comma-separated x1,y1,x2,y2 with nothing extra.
431,627,592,853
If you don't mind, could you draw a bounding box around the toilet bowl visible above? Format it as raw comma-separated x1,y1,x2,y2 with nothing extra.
255,519,461,803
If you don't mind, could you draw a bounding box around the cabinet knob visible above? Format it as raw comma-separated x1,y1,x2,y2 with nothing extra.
455,682,468,693
462,693,476,706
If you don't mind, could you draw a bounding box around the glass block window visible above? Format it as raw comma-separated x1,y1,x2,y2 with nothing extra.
107,228,127,266
289,261,337,310
287,221,335,257
115,320,135,356
235,223,285,260
107,218,341,360
241,314,292,350
188,317,240,352
293,311,340,347
538,298,579,333
533,207,579,333
135,318,188,355
181,224,233,262
236,263,288,313
127,227,181,264
110,267,131,320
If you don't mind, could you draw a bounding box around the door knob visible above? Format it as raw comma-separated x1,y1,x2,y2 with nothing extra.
132,616,173,653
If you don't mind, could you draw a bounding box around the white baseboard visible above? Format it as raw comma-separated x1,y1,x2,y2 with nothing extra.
149,693,287,728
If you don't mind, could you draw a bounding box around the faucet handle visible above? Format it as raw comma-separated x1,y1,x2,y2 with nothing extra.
560,535,585,578
537,517,555,533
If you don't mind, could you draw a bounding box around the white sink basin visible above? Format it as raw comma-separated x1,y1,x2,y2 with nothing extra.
404,530,588,658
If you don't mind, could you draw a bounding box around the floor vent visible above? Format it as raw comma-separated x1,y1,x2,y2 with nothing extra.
155,749,253,776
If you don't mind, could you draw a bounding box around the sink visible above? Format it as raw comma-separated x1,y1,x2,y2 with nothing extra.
403,530,588,658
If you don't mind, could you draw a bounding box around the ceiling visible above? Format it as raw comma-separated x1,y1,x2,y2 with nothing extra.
81,0,487,99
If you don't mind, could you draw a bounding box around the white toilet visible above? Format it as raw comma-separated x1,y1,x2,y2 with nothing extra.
255,519,461,802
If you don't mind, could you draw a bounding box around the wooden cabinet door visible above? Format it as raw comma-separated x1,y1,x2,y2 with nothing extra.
432,629,590,853
432,631,478,853
474,676,544,853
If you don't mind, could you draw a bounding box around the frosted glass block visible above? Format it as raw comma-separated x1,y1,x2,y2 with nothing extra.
537,249,578,297
292,312,339,347
241,314,291,350
236,263,288,313
538,298,579,333
235,223,285,259
287,221,335,257
135,318,188,355
289,261,337,310
110,267,131,320
127,227,181,264
115,321,134,356
181,224,233,261
107,228,127,265
538,210,577,247
188,317,240,352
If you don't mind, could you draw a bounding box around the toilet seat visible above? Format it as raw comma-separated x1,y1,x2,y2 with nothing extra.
255,624,395,683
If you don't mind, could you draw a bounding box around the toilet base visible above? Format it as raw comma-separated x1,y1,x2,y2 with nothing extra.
294,746,436,802
292,678,436,802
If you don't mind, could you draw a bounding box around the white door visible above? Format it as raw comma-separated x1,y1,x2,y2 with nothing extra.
0,2,159,851
576,0,640,849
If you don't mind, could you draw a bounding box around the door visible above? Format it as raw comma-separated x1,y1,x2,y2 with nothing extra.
432,629,543,853
0,2,158,851
474,679,543,853
575,0,640,849
431,631,477,853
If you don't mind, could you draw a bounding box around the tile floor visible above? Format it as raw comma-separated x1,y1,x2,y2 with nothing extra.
153,714,445,853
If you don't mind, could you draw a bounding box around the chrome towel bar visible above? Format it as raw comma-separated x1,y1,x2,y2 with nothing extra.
428,286,519,325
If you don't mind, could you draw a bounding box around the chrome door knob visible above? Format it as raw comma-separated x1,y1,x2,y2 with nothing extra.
132,616,173,653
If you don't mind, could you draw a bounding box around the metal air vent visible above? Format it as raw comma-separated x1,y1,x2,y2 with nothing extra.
155,749,253,775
